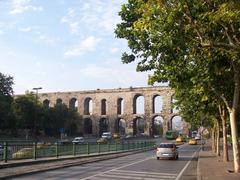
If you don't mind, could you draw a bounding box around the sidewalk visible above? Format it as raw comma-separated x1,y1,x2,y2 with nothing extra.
197,141,240,180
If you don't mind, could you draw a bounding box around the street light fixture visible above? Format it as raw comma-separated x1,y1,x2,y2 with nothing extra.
33,87,42,102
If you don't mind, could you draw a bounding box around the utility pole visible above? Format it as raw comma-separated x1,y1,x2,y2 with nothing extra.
32,87,42,138
33,87,42,102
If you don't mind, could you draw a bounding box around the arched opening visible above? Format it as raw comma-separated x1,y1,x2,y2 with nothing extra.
153,95,163,113
69,98,78,111
133,94,144,114
115,118,126,135
101,99,107,115
133,117,144,136
152,116,164,137
117,98,124,115
99,118,109,135
56,98,62,105
171,116,183,133
84,118,92,134
84,97,93,115
43,99,50,108
171,96,179,113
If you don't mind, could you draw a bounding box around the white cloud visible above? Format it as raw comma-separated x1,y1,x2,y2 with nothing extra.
79,62,149,87
19,27,32,32
9,0,43,15
110,47,119,54
38,35,60,45
64,36,102,57
69,22,80,34
67,8,75,17
60,1,123,35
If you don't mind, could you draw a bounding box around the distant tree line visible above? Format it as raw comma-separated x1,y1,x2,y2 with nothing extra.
0,72,81,137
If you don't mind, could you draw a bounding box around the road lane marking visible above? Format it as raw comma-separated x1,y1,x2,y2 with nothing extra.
175,146,201,180
97,173,175,179
80,157,153,180
112,169,177,176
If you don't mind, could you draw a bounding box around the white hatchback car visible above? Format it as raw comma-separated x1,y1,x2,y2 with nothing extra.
156,143,178,160
101,132,112,140
72,137,84,144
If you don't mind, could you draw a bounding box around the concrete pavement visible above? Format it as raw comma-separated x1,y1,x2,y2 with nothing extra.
197,140,240,180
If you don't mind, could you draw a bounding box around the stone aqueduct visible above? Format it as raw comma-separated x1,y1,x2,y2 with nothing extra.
38,86,189,137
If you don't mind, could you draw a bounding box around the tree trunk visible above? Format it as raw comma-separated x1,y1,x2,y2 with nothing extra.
211,128,215,153
222,114,229,161
219,105,229,161
228,62,240,173
229,109,240,172
216,120,220,156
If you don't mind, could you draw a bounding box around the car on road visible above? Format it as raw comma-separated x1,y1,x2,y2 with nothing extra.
101,132,112,140
156,143,178,160
12,148,33,159
0,144,12,155
188,138,197,145
72,137,85,144
195,135,201,140
0,145,4,155
97,138,108,144
55,139,72,145
176,136,185,142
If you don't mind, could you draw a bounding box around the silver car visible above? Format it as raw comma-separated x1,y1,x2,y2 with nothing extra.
72,137,84,144
156,143,178,160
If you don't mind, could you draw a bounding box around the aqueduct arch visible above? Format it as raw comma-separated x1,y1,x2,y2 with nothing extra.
38,86,189,137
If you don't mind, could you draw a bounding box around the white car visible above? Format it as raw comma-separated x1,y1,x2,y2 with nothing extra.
101,132,112,140
72,137,84,144
156,143,178,160
195,135,201,140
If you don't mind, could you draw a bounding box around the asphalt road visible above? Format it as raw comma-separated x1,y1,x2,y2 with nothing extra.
12,142,201,180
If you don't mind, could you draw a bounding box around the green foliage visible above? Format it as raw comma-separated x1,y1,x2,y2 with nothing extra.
13,93,81,137
0,73,15,131
115,0,240,129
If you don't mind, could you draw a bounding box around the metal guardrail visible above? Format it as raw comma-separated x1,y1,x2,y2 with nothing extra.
0,141,155,163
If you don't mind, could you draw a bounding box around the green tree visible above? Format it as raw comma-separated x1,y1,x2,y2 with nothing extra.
115,0,240,172
42,103,81,137
13,93,41,135
0,72,15,132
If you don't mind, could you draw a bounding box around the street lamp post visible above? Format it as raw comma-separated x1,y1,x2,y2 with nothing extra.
32,87,42,138
33,87,42,102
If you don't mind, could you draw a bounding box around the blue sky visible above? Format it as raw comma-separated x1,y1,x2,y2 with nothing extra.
0,0,153,94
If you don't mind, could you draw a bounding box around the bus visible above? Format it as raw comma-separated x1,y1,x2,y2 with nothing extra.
165,130,178,140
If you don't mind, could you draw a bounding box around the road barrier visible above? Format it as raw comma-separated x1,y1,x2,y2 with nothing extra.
0,140,155,163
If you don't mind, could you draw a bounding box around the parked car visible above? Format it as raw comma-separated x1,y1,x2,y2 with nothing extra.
0,145,3,155
101,132,112,140
12,148,33,159
0,144,12,155
72,137,84,144
156,143,178,160
97,138,108,144
113,133,120,139
37,142,51,149
55,139,71,145
188,138,197,145
153,135,160,138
